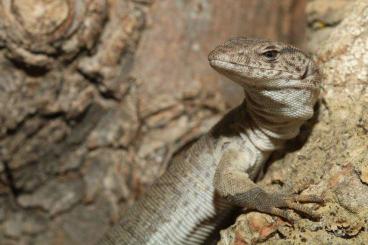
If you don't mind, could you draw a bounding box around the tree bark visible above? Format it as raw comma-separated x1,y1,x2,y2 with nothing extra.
0,0,306,244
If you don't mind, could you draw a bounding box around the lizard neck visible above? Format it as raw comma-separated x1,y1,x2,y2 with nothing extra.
240,79,319,151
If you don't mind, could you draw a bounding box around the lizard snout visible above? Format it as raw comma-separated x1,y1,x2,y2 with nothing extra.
208,45,233,70
208,47,221,62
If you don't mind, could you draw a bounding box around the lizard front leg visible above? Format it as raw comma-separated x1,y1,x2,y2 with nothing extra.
214,148,323,222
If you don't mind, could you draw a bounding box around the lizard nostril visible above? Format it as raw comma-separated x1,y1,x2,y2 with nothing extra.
208,45,228,61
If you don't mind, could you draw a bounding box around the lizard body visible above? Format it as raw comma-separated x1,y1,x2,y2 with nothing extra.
99,37,322,245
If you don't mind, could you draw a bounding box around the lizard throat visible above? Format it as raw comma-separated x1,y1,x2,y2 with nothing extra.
240,84,319,150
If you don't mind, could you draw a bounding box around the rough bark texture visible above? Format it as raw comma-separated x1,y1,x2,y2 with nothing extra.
219,1,368,244
0,0,307,244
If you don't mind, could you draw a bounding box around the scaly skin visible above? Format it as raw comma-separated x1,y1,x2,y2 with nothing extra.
98,37,323,245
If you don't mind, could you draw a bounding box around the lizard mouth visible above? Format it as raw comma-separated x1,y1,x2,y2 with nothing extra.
208,60,244,79
209,59,240,71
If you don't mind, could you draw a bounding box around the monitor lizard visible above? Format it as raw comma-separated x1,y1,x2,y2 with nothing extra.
98,37,323,245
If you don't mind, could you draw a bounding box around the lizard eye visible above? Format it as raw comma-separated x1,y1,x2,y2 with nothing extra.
262,50,279,60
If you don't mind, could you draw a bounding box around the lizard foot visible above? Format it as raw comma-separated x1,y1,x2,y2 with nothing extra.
266,194,323,222
235,188,324,223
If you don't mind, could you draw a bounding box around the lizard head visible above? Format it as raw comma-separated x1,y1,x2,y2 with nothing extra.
208,37,320,89
209,37,321,133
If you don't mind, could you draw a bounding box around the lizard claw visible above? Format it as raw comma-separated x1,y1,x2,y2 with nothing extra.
268,207,299,223
288,194,324,204
268,193,323,221
282,197,322,220
236,188,323,222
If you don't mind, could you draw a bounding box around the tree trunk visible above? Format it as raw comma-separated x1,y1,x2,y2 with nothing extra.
0,0,306,244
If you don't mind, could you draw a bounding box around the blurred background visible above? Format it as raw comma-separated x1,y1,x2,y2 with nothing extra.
0,0,355,244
